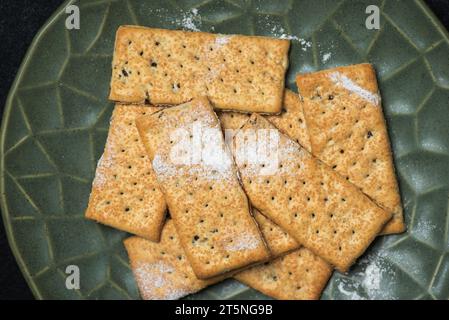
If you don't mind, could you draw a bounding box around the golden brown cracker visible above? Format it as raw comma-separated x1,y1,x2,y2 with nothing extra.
266,89,312,152
124,220,219,300
86,105,166,241
219,89,311,152
296,63,404,234
136,98,270,279
233,114,392,272
110,26,290,114
234,248,332,300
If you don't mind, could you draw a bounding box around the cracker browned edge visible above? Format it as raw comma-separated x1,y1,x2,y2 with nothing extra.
236,114,392,272
135,97,272,279
85,104,167,242
109,26,289,114
296,63,405,235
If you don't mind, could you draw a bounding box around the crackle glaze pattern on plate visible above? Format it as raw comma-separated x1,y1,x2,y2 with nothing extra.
1,0,449,300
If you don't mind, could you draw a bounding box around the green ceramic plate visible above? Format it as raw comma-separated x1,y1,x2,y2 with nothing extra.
1,0,449,300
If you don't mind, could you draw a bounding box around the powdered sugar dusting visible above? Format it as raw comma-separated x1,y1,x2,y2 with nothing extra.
176,8,202,31
329,72,380,105
215,34,233,46
134,262,191,300
336,251,397,300
152,121,234,181
225,233,261,251
322,52,332,63
337,280,365,300
92,143,115,188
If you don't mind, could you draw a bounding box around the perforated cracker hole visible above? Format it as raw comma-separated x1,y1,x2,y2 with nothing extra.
340,149,344,154
154,41,160,46
328,94,334,100
311,213,315,218
150,61,157,68
125,207,130,212
367,131,373,138
271,196,275,200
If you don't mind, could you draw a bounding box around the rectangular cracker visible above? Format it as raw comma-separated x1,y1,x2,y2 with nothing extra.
110,26,290,114
233,114,392,272
234,247,332,300
296,63,405,234
135,98,270,279
234,210,332,300
219,89,312,152
126,214,332,300
85,105,166,241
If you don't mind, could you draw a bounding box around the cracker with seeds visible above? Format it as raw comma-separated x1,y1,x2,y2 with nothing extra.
233,114,392,272
296,64,404,234
110,26,290,114
219,89,311,152
135,98,270,279
86,105,166,241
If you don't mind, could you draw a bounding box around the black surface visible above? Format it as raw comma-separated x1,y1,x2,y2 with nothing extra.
0,0,448,301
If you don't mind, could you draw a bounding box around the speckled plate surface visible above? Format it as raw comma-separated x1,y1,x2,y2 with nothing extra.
1,0,449,300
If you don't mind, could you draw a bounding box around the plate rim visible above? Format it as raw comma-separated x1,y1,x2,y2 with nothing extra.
1,0,448,300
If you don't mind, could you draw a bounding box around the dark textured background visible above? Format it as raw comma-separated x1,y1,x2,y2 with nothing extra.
0,0,448,300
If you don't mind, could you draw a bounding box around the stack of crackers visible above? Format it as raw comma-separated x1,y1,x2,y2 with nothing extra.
85,26,405,300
